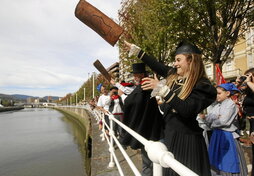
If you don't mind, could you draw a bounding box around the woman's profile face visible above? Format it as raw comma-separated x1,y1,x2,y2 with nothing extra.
174,54,191,77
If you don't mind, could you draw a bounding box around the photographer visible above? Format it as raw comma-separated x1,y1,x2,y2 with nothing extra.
244,71,254,92
242,68,254,124
108,87,124,138
241,68,254,176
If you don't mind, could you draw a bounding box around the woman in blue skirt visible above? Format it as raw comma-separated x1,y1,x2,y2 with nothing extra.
199,83,248,176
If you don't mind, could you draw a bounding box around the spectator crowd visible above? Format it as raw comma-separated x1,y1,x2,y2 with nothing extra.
88,41,254,176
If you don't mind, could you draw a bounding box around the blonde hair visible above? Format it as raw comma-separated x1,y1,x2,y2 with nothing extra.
166,54,207,100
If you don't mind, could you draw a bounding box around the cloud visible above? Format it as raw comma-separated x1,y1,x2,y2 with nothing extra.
0,0,121,97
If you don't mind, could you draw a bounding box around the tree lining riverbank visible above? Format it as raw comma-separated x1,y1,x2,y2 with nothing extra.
0,106,24,112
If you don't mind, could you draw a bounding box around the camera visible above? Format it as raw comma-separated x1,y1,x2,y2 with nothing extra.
238,76,246,83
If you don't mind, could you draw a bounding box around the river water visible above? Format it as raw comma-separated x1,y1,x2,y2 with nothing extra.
0,108,88,176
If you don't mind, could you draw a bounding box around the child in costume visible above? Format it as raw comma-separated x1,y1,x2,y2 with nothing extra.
198,83,247,176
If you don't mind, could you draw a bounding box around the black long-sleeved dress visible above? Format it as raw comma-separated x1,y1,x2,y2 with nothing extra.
138,51,217,176
120,85,163,149
243,87,254,176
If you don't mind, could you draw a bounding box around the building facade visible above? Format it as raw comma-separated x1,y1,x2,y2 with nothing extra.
118,27,254,83
206,27,254,82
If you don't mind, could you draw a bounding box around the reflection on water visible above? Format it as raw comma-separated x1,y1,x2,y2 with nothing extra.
0,108,89,176
61,113,91,175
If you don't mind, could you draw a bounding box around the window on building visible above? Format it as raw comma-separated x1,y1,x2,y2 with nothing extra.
251,27,254,44
248,53,254,68
225,61,233,71
205,65,212,76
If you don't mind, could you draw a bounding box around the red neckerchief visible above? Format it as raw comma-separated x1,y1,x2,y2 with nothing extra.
111,95,120,100
231,95,238,102
120,82,134,87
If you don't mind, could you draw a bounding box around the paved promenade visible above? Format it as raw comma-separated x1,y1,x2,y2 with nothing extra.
90,115,142,176
242,142,252,176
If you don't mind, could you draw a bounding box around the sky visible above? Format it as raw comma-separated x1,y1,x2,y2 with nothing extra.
0,0,122,97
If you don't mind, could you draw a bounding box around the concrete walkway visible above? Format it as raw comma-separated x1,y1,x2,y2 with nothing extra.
90,115,142,176
242,143,253,175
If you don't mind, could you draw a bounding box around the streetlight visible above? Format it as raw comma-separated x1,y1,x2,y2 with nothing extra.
76,93,78,106
84,87,86,101
88,72,91,98
92,72,95,98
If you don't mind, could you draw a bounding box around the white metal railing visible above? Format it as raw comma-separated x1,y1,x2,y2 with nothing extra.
89,107,199,176
103,116,140,176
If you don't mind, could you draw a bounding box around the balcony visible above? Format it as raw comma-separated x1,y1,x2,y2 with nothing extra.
223,69,242,79
206,69,242,81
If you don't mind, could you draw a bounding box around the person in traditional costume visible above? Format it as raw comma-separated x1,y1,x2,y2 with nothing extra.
108,86,124,137
241,68,254,176
125,40,217,176
119,63,163,176
198,83,248,176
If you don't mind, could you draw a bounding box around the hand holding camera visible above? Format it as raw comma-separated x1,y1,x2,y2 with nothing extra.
236,73,254,93
245,73,253,83
238,73,253,84
238,75,247,83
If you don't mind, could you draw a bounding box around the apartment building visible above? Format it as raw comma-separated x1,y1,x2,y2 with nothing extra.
206,27,254,81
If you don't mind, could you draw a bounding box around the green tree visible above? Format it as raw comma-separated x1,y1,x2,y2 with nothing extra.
119,0,178,65
119,0,254,67
75,73,111,103
58,71,114,105
2,99,13,106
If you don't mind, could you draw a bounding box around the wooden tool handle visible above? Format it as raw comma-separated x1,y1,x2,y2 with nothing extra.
93,60,111,81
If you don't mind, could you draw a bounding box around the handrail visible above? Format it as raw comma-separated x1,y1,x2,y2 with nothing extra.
94,108,198,176
62,106,199,176
107,113,198,176
103,117,141,176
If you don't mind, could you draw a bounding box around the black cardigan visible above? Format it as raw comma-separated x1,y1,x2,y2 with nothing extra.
138,50,217,134
243,88,254,116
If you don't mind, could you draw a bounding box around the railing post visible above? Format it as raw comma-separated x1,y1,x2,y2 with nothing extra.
153,163,163,176
108,114,115,168
101,112,105,141
96,111,100,123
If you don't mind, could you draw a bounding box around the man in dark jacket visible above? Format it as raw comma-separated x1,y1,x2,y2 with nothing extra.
120,63,163,176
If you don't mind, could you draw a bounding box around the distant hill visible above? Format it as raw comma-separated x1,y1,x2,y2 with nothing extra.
11,94,39,100
0,94,14,100
0,94,60,102
0,94,31,103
